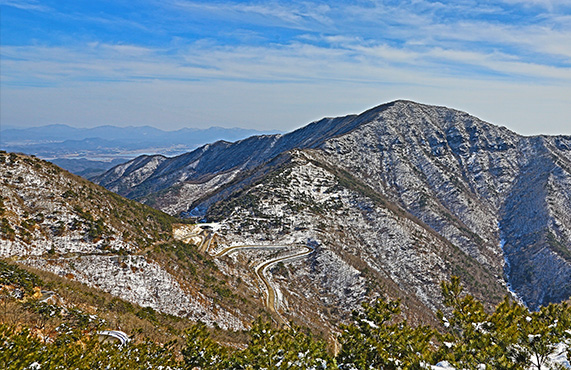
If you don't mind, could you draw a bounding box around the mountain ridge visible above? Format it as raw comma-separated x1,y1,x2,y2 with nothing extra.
92,101,402,202
95,100,571,311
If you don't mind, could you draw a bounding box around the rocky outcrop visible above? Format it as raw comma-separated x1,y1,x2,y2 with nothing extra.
22,255,245,330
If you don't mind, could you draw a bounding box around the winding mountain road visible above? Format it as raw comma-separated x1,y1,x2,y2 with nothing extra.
212,243,314,325
174,224,314,325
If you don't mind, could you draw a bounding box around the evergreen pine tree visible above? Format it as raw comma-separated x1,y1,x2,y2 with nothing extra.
182,321,230,370
337,298,434,369
231,318,333,369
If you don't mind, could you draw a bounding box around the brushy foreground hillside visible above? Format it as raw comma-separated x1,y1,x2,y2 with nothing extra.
0,151,265,330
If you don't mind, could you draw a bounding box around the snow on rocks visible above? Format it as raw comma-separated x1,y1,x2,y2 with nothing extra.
21,255,246,331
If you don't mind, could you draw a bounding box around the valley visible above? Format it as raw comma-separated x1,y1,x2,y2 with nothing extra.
217,243,314,326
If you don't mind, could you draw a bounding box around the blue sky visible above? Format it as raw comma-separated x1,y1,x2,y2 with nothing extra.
1,0,570,134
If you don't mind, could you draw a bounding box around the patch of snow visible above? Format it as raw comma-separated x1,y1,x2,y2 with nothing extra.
432,361,456,370
498,222,526,305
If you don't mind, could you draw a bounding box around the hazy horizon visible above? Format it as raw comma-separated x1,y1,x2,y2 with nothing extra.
0,122,279,133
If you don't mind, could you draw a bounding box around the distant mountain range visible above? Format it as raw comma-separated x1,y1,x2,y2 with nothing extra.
0,124,277,177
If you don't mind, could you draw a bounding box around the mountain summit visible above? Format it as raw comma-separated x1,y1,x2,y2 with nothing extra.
95,101,571,316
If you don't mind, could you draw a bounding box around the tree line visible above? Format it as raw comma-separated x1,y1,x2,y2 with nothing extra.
1,276,570,369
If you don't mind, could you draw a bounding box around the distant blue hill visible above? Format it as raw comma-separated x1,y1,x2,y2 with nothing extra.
0,124,275,148
0,124,279,177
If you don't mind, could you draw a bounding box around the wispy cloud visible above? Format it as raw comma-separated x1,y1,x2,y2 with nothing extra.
1,0,570,134
169,0,332,29
3,35,569,88
0,0,50,12
499,0,571,11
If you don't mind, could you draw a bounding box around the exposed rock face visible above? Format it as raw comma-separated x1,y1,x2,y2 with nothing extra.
0,154,143,256
500,136,571,309
96,100,571,311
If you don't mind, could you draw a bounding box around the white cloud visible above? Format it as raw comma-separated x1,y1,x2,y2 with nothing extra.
169,0,332,29
2,1,570,134
0,0,50,12
499,0,571,11
330,1,571,62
